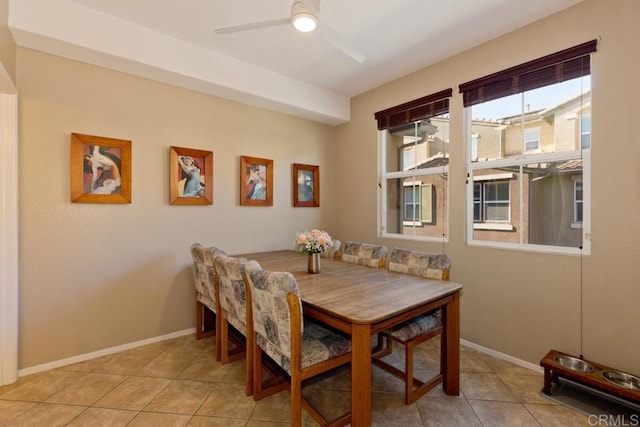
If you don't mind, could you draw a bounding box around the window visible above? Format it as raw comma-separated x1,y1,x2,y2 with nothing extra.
403,183,434,224
474,181,510,222
375,90,451,241
574,179,583,225
459,40,596,253
470,134,479,160
581,113,591,149
524,128,540,151
403,184,419,221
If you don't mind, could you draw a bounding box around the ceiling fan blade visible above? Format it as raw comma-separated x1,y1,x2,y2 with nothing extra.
214,18,290,35
318,25,367,63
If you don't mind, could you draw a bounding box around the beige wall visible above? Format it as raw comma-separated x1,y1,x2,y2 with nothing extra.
0,0,15,85
336,0,640,374
17,48,337,368
16,0,640,375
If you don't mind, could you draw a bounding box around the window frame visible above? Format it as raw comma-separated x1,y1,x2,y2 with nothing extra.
376,89,452,243
378,121,449,242
402,182,421,224
460,41,595,255
474,180,511,223
573,178,583,228
524,127,541,152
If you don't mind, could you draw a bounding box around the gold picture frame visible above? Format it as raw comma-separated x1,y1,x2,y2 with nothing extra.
170,146,213,205
293,163,319,207
240,155,273,206
71,133,132,204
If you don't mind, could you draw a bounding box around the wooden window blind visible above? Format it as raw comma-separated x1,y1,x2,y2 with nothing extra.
374,89,452,131
459,40,597,108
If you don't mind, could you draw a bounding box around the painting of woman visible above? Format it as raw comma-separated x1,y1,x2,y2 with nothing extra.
83,145,122,195
178,156,205,197
245,164,267,200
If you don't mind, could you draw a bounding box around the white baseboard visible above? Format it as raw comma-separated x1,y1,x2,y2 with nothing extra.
18,328,196,378
17,331,542,378
460,338,544,374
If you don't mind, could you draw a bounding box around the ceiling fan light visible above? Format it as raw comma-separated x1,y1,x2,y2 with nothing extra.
291,12,318,32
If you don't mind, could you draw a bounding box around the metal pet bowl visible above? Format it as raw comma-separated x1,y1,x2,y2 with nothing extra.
553,355,595,373
601,370,640,390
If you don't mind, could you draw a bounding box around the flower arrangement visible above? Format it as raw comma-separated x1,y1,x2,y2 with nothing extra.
294,229,333,254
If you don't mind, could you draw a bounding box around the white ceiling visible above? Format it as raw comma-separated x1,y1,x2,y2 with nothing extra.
8,0,583,125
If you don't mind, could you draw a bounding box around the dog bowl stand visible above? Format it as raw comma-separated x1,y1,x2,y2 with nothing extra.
540,349,640,406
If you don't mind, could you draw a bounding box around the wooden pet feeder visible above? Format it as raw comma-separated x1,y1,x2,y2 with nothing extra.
540,349,640,407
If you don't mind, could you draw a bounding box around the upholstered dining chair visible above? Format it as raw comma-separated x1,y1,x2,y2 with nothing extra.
341,241,387,268
190,243,226,350
213,254,252,394
372,248,452,404
321,239,341,259
244,260,352,427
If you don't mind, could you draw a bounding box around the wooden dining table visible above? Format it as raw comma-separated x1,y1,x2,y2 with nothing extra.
240,250,462,426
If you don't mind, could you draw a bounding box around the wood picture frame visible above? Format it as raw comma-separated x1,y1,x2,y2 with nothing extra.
240,155,273,206
292,163,319,207
71,133,132,204
170,146,213,205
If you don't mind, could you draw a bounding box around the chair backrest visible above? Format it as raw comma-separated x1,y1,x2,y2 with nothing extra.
214,254,249,335
244,260,302,372
341,241,387,268
190,243,226,308
387,248,451,280
321,239,341,259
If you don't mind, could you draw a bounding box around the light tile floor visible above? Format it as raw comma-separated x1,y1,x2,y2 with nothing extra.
0,334,593,426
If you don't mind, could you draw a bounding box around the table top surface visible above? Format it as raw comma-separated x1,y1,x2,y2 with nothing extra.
239,250,462,325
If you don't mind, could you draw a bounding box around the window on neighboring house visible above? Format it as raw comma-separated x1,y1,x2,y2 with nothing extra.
524,128,540,151
470,134,479,160
375,89,451,241
574,179,583,226
403,182,434,224
404,184,420,221
474,180,510,222
581,113,591,149
459,40,596,253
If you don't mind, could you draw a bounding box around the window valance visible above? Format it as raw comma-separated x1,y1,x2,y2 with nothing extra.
459,39,597,108
374,89,452,130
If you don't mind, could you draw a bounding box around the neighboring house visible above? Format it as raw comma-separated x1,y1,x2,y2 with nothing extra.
397,93,590,247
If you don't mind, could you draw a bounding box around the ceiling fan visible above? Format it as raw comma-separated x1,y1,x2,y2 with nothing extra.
213,0,366,63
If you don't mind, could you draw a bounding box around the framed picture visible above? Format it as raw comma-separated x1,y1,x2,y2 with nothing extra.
240,155,273,206
170,146,213,205
293,163,319,207
71,133,132,204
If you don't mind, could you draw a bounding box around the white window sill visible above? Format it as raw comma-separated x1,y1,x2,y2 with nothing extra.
403,221,423,227
473,223,514,231
571,222,583,229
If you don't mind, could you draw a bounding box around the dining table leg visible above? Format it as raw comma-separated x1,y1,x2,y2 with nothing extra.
351,323,372,426
442,290,460,395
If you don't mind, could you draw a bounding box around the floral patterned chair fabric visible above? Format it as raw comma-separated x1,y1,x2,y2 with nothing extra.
190,243,226,340
373,247,451,405
387,248,451,280
215,255,249,336
321,239,341,259
341,241,387,268
244,260,352,425
213,254,252,377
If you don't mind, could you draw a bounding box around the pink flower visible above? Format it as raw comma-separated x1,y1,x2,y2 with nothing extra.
294,229,333,254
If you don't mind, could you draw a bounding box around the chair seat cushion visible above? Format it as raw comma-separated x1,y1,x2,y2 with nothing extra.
383,312,441,342
257,319,351,374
